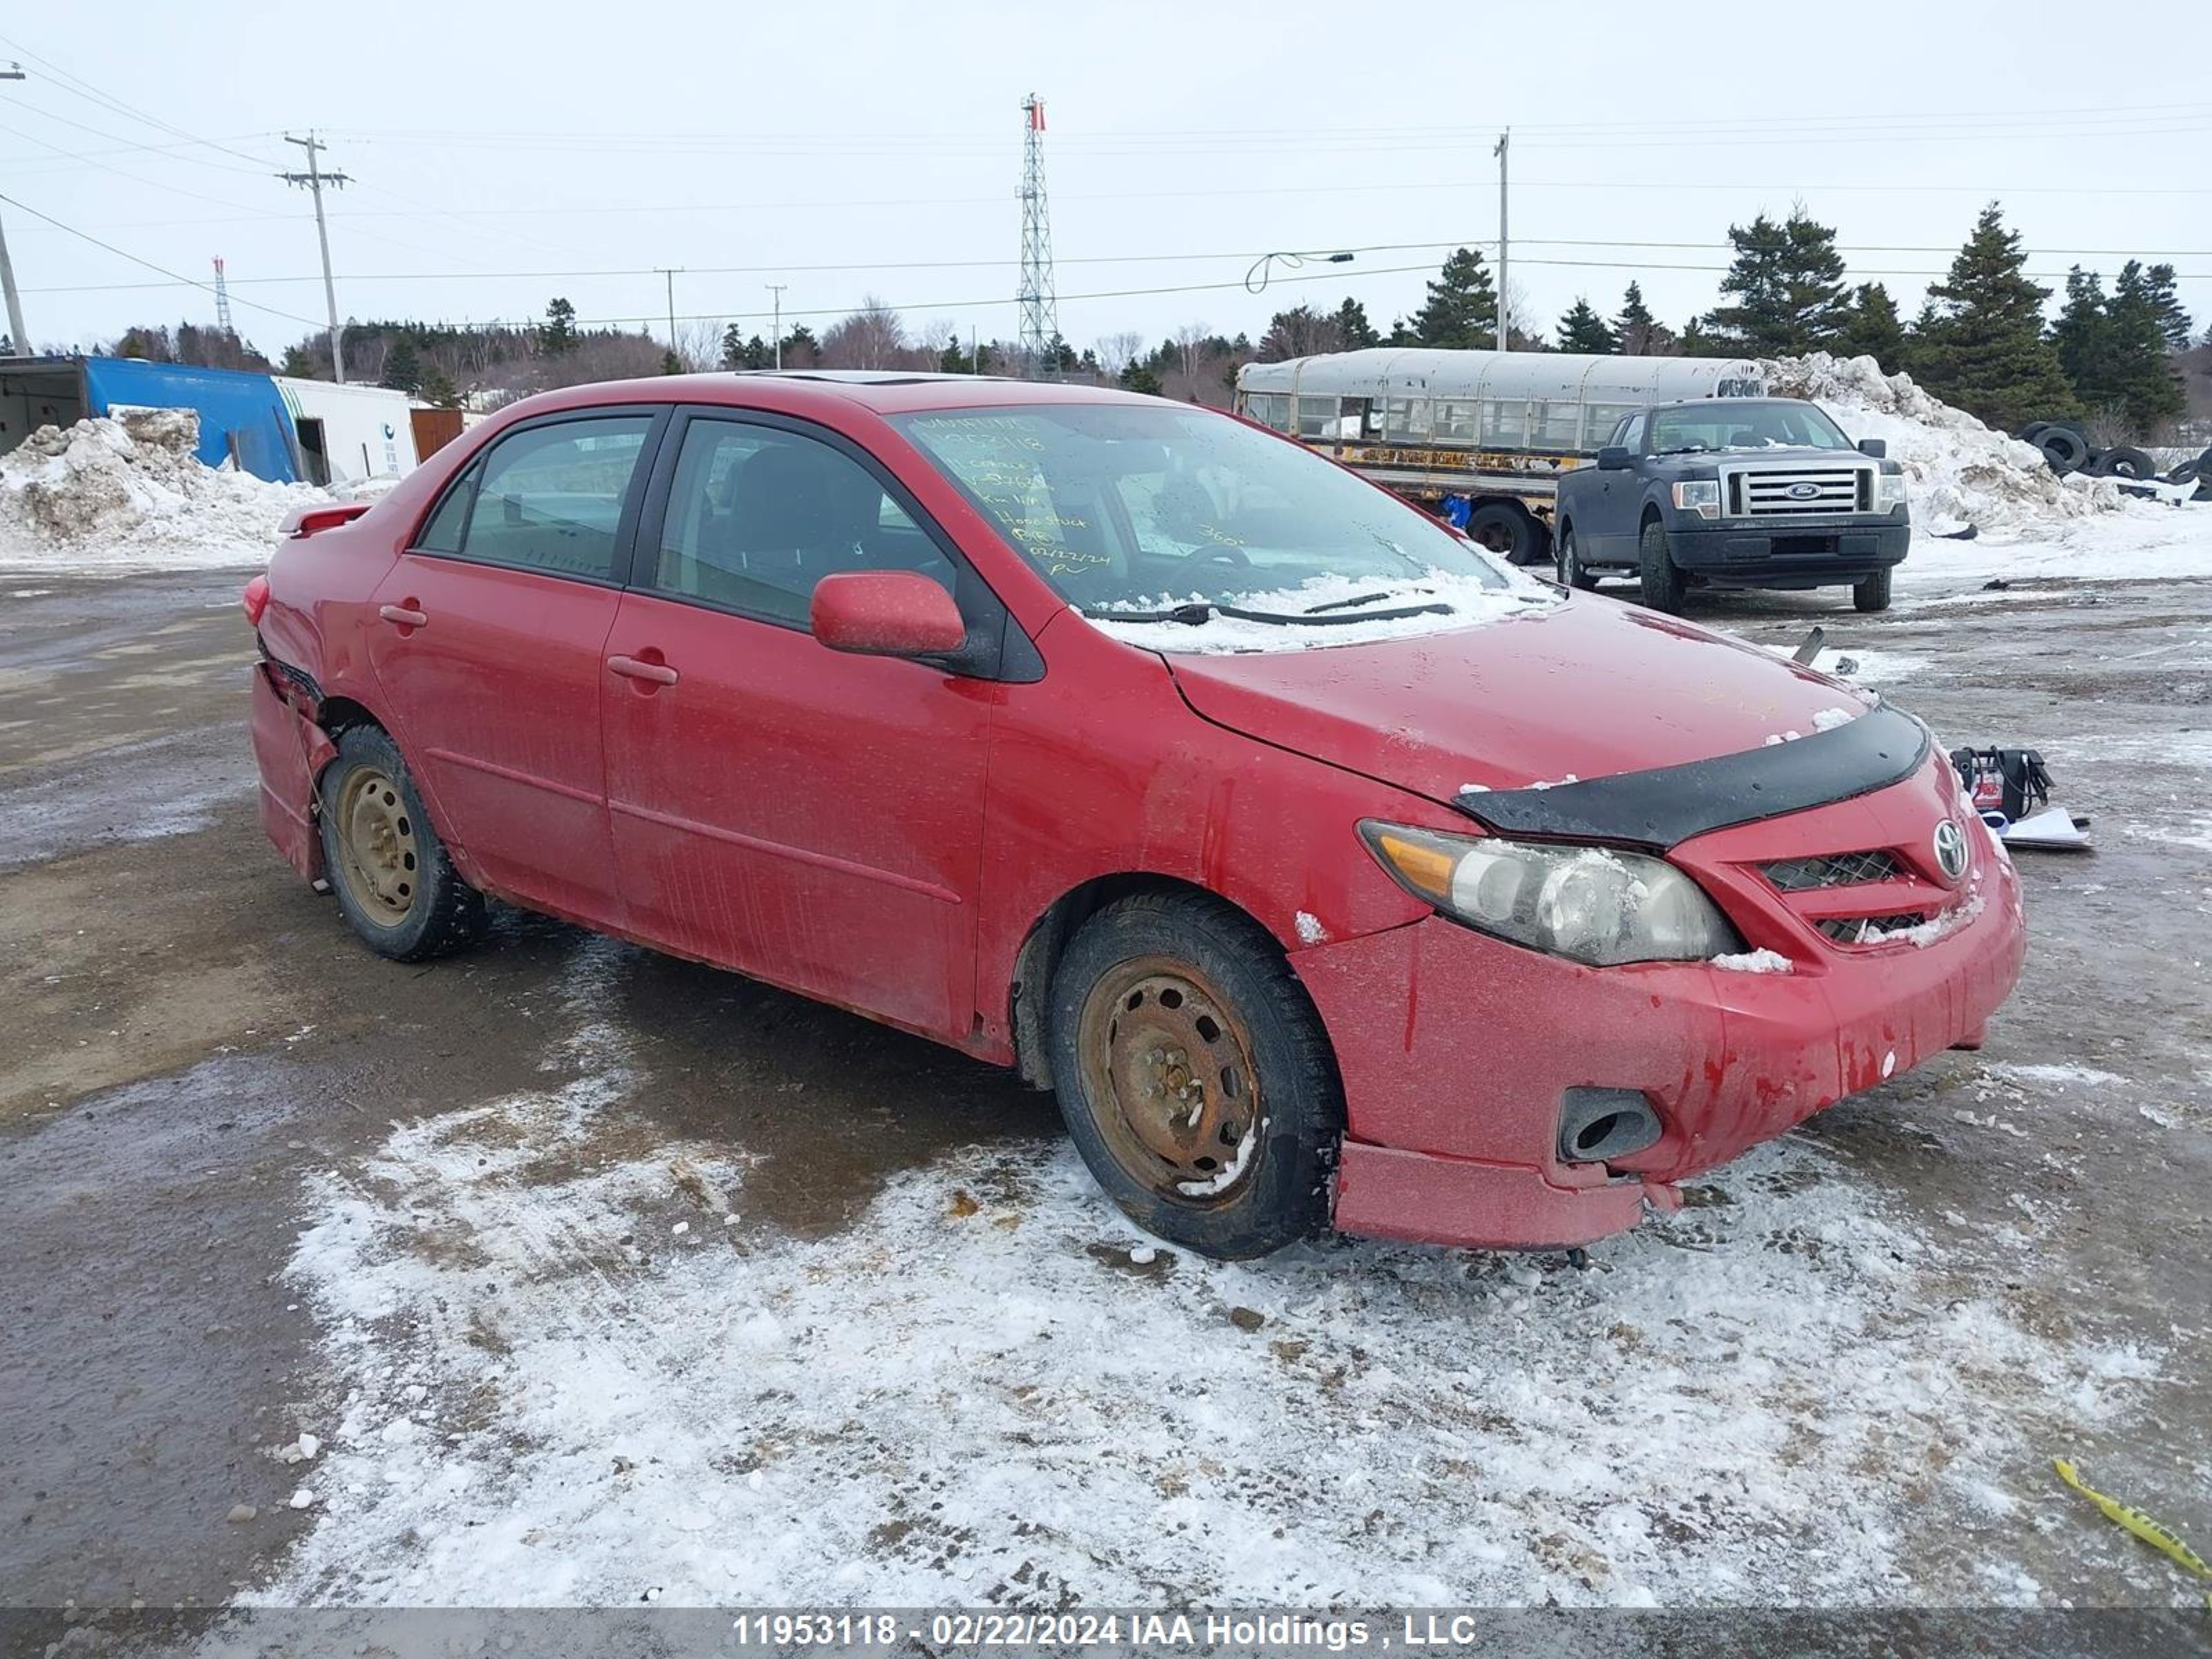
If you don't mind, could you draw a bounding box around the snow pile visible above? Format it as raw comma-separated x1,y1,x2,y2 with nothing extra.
0,410,328,573
1758,353,2126,535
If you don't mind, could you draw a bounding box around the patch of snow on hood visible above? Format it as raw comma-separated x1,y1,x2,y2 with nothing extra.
1083,568,1556,655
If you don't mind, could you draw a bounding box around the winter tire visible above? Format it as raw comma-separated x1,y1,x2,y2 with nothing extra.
1047,890,1342,1260
1637,517,1685,615
1853,566,1893,614
318,724,487,963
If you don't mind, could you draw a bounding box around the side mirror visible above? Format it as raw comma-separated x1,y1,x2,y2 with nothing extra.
810,571,967,659
1596,446,1633,471
1857,438,1887,458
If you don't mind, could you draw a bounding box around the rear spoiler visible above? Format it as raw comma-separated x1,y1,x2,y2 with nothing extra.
279,501,373,539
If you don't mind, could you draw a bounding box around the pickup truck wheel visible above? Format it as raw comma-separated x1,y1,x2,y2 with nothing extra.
1048,891,1342,1260
1556,526,1599,590
1637,518,1685,614
1853,566,1893,613
1468,502,1541,565
318,725,487,962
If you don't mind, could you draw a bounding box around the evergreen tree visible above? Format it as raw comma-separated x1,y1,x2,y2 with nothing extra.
379,334,422,395
937,334,971,374
1258,303,1340,362
1612,282,1660,354
1555,297,1614,354
2099,261,2186,433
1677,315,1723,356
720,322,749,369
1909,203,2077,431
1333,296,1381,349
0,333,11,355
2049,267,2112,399
1701,208,1850,356
1118,359,1163,395
279,344,320,379
1408,248,1498,349
418,365,460,409
661,348,684,375
2140,263,2193,353
538,297,579,356
1836,283,1906,368
779,324,820,368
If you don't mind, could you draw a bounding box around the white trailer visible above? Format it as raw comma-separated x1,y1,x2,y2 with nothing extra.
273,377,419,487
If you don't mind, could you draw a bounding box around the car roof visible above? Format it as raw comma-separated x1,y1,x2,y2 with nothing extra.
491,371,1170,423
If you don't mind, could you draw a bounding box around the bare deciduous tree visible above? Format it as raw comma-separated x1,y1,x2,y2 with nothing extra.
1094,330,1145,377
821,297,909,371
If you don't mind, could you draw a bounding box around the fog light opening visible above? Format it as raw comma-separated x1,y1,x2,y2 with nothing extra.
1557,1087,1664,1165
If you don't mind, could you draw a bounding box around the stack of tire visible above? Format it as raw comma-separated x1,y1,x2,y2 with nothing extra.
2018,419,2211,494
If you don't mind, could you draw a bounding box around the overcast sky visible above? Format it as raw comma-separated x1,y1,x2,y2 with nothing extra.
3,1,2206,361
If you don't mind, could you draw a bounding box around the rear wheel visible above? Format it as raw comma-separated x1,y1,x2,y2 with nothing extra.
1047,892,1342,1259
1637,517,1685,614
1853,566,1894,613
1468,501,1542,565
318,725,487,962
1555,525,1599,590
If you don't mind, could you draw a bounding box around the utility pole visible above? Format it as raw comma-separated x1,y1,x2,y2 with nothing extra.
0,64,28,355
655,266,682,357
1493,126,1510,353
765,284,787,368
279,131,352,382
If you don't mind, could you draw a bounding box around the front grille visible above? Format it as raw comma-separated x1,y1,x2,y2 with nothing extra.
1817,912,1931,945
1730,467,1869,517
1763,850,1902,891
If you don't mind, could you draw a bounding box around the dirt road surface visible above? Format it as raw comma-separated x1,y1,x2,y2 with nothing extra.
3,563,2206,1619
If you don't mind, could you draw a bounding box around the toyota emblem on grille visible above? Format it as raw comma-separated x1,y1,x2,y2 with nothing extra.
1933,819,1969,883
1785,481,1823,500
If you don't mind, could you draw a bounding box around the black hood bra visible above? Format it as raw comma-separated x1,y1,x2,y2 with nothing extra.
1452,703,1931,852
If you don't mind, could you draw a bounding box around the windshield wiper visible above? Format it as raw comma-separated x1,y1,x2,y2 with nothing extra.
1084,598,1452,628
1302,590,1399,613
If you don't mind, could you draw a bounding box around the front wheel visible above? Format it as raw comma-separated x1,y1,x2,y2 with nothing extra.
1853,566,1894,613
1047,892,1342,1259
1638,518,1685,614
318,725,487,962
1556,526,1600,591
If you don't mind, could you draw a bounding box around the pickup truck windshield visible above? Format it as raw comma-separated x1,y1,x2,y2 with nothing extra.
1649,402,1853,455
891,404,1512,616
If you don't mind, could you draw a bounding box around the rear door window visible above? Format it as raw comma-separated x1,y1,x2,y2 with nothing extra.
430,415,653,581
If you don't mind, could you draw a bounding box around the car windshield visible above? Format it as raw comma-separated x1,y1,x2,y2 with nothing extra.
1648,402,1853,454
891,403,1527,640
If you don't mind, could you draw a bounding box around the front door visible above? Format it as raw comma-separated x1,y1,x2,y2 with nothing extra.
601,413,997,1040
367,409,659,927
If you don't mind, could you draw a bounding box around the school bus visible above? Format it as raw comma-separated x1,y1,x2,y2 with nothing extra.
1234,347,1766,564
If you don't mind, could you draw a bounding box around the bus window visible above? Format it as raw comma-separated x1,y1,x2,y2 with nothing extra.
1435,400,1478,441
1479,400,1528,447
1241,392,1290,431
1531,400,1580,450
1383,397,1432,441
1295,397,1340,438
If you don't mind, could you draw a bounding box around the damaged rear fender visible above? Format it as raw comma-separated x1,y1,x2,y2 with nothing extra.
250,662,337,883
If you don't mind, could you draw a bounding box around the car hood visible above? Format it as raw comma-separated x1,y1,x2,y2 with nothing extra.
1165,596,1868,805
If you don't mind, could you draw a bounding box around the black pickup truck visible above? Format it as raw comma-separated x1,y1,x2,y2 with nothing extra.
1550,398,1911,613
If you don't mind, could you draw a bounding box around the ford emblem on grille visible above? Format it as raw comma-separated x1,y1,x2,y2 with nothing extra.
1785,481,1823,500
1933,819,1969,883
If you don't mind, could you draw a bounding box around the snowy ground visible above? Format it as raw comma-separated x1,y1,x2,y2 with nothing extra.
246,939,2166,1611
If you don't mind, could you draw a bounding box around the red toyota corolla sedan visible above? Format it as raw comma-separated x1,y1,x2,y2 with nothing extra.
244,372,2025,1259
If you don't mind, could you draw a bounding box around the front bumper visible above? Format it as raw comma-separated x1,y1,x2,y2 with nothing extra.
1295,771,2025,1250
1667,514,1910,586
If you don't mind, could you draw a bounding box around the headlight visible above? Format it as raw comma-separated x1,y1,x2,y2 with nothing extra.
1875,471,1908,512
1358,821,1741,966
1671,480,1721,519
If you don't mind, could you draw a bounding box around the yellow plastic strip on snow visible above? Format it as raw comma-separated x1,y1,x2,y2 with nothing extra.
2054,1459,2212,1596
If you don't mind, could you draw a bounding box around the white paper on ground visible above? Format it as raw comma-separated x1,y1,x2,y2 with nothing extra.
1999,805,2092,850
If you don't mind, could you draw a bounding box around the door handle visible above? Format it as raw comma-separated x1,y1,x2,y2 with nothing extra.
607,654,679,687
377,603,429,628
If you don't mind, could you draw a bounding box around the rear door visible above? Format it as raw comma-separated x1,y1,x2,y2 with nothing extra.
600,410,1002,1040
367,409,661,926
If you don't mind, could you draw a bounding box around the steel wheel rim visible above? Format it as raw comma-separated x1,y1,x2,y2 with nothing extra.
1076,955,1264,1203
1558,531,1574,584
332,766,419,926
